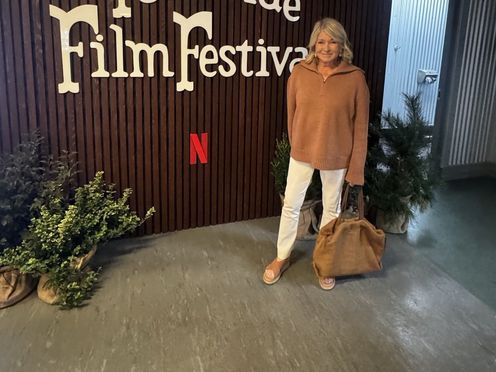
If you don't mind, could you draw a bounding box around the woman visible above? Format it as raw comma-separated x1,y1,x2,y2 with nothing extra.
263,18,370,290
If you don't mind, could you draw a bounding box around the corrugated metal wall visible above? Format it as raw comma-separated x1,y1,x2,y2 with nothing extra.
490,123,496,163
382,0,449,124
0,0,392,234
446,0,496,167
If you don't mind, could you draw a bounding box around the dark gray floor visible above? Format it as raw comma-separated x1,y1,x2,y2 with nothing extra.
408,177,496,310
0,179,495,372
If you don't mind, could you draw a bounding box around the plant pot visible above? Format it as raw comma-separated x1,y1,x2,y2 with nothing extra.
376,210,409,234
37,246,97,305
71,245,97,270
280,194,322,240
0,266,37,309
37,274,59,304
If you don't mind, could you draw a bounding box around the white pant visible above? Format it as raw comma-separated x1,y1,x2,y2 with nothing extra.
277,158,346,260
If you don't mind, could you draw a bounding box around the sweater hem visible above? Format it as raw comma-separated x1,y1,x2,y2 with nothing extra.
290,150,349,171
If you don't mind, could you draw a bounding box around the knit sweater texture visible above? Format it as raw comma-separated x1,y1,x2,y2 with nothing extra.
287,60,370,185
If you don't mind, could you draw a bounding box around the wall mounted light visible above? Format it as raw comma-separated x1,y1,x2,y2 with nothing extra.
417,69,438,84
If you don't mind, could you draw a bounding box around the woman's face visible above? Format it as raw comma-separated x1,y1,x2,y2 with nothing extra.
315,31,341,66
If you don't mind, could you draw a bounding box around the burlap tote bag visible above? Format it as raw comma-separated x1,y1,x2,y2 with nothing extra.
313,185,385,278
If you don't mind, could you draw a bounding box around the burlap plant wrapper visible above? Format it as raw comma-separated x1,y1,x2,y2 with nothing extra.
376,210,409,234
37,246,97,305
37,274,59,305
0,267,36,309
72,245,97,270
375,196,412,234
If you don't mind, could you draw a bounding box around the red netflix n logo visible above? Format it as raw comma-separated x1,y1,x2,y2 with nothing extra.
190,133,208,165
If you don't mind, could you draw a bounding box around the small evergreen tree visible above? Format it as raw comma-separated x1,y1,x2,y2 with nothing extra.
365,93,438,222
0,134,76,253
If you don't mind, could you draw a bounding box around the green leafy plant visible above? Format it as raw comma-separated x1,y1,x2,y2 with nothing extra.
0,134,78,254
0,171,154,308
0,134,45,252
43,264,100,309
365,93,439,222
31,152,78,214
270,133,322,200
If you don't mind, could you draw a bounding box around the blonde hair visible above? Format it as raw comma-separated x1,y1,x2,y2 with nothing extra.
305,18,353,64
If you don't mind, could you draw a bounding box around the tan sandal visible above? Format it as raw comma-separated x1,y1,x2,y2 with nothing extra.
319,277,336,291
263,258,290,285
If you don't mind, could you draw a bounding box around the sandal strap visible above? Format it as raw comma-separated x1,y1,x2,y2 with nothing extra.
265,258,288,275
263,258,290,284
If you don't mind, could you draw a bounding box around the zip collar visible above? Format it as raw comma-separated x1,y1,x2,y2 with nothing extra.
297,59,364,77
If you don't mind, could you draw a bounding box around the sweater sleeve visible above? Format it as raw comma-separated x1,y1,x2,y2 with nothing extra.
345,73,370,186
286,72,296,145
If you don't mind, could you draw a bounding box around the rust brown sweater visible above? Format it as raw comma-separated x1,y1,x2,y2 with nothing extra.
287,60,370,185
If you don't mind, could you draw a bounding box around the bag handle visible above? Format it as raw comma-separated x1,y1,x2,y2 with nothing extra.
340,184,365,219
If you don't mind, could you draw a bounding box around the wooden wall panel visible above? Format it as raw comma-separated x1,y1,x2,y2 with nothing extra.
0,0,392,234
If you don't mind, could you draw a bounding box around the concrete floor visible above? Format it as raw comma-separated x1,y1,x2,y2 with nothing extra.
1,179,495,372
408,177,496,310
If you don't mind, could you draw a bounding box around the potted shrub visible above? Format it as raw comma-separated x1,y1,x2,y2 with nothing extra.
271,133,322,239
365,93,438,233
0,171,154,308
0,135,72,308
